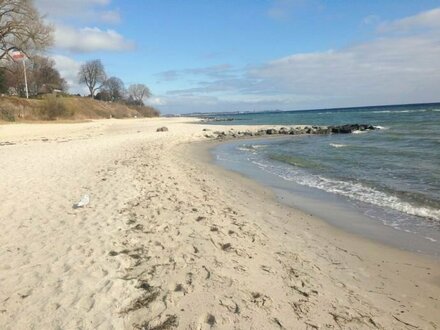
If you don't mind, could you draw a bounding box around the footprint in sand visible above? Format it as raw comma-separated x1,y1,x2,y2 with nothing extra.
196,313,216,329
251,292,272,308
219,297,240,314
220,243,233,252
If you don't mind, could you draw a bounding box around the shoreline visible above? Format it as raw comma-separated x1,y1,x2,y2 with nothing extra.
177,139,440,327
211,136,440,258
1,118,439,329
191,138,440,263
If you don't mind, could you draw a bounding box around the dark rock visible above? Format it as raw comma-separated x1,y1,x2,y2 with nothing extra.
330,125,352,134
279,127,289,134
156,127,169,132
288,128,297,135
316,127,329,134
329,123,376,134
359,124,375,131
209,124,375,140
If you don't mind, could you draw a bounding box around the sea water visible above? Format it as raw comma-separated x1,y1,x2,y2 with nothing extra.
210,104,440,256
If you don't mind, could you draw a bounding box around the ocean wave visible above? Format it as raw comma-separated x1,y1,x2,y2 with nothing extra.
371,109,428,114
250,159,440,222
329,143,348,148
400,110,427,113
237,147,253,152
236,144,267,153
374,125,389,130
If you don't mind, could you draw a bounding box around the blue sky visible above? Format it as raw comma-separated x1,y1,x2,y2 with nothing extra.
35,0,440,114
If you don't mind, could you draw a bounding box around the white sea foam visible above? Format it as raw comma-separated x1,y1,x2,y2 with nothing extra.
374,125,389,130
329,143,347,148
371,109,428,114
250,159,440,222
237,144,266,152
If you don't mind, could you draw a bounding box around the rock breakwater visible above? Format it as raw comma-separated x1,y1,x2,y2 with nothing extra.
204,124,376,140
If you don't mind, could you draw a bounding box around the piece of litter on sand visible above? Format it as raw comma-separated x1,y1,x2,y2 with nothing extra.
73,194,90,209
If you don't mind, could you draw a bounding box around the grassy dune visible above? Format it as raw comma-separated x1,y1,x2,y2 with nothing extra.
0,96,160,122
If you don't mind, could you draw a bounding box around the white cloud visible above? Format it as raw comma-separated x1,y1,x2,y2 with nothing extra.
100,10,121,24
379,7,440,32
155,64,235,82
146,97,167,106
35,0,118,24
51,55,86,94
54,25,135,53
36,0,132,53
248,34,440,107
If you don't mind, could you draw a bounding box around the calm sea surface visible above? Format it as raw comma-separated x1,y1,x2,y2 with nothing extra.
209,104,440,255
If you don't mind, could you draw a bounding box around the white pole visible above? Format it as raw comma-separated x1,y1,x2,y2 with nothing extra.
22,59,29,99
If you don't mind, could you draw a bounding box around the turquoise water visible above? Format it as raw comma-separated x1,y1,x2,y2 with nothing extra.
211,104,440,255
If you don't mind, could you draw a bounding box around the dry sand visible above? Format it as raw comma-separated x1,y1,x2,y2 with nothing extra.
0,117,439,329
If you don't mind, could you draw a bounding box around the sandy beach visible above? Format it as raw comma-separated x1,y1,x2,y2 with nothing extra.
1,117,439,329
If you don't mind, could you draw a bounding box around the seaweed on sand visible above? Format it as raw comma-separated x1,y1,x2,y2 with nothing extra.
133,314,178,330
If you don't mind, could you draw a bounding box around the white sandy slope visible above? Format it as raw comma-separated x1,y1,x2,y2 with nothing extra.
0,118,439,329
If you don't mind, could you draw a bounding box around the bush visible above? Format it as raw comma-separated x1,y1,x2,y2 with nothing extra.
40,96,72,120
0,107,15,121
111,107,130,119
135,105,160,117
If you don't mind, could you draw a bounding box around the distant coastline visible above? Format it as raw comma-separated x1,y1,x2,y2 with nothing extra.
181,101,440,118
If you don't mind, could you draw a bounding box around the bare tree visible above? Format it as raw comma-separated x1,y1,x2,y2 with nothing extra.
29,55,66,94
104,76,125,101
0,0,53,61
5,55,66,95
128,83,151,105
78,59,107,97
4,59,25,95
